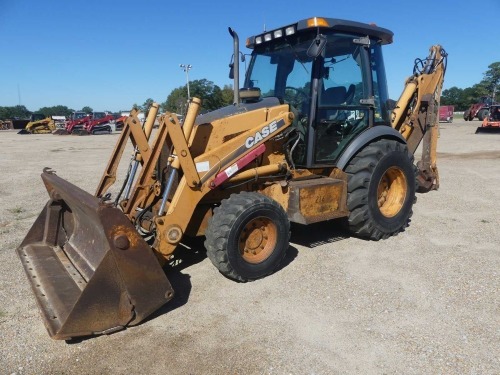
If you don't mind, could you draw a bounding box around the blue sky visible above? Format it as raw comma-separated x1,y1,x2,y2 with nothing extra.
1,0,499,112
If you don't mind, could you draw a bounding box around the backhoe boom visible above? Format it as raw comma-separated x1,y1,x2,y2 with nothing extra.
391,45,447,191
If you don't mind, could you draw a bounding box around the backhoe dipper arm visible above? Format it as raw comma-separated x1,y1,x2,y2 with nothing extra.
391,45,447,192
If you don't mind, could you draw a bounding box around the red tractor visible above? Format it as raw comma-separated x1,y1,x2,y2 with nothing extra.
464,96,497,121
114,114,128,131
81,112,114,135
54,111,90,135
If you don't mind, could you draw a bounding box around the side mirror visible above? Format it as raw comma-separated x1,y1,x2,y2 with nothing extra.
229,62,234,79
307,34,327,58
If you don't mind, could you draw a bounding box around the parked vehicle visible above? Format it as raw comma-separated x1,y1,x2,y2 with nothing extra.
464,96,497,121
439,105,454,122
80,112,114,135
54,111,90,135
17,113,56,134
476,104,500,133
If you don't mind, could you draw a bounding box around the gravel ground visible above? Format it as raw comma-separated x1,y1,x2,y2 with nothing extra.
0,119,499,374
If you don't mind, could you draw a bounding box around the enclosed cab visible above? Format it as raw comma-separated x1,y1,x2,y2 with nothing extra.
244,18,395,169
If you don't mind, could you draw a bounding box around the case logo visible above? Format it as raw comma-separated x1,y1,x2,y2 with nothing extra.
245,120,279,149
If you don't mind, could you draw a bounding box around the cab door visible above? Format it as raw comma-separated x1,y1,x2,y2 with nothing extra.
309,33,372,166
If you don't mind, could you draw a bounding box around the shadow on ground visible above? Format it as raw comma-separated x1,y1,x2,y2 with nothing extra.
291,218,350,248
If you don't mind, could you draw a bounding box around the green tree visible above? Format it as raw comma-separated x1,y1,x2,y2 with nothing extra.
161,87,187,114
482,62,500,98
0,105,31,119
440,62,500,111
221,84,234,105
161,79,231,114
81,106,93,113
37,105,74,117
142,98,155,116
441,87,462,106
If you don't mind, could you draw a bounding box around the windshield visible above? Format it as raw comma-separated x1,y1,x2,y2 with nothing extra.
93,112,106,119
245,33,314,103
74,112,86,119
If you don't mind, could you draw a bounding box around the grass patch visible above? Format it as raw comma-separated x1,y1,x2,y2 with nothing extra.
480,219,490,223
8,207,25,214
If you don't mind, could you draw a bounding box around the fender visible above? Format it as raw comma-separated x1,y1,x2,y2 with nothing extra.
336,126,406,170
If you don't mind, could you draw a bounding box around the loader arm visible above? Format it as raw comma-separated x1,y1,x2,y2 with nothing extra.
153,111,293,258
95,97,293,259
391,45,447,191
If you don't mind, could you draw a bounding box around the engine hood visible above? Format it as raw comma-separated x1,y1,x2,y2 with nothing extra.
195,97,283,126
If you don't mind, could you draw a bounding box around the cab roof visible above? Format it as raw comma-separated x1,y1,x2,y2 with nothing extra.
246,17,393,49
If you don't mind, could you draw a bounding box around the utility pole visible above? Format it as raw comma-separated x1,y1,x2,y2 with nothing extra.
179,64,192,100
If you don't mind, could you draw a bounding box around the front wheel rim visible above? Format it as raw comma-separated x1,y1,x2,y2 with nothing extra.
239,217,277,264
377,166,408,218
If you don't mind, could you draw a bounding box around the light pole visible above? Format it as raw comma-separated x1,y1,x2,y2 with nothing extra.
179,64,192,100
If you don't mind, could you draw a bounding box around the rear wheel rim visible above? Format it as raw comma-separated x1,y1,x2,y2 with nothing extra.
239,217,277,264
377,166,407,218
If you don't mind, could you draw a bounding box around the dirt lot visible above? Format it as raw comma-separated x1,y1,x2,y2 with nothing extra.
0,119,499,374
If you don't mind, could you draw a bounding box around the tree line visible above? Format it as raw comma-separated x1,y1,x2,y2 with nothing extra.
0,79,234,120
1,62,498,120
441,62,499,110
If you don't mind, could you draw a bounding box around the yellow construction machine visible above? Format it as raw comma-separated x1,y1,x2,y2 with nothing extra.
17,113,57,134
17,17,447,340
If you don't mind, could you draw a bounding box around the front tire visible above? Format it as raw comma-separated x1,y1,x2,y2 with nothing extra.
205,191,290,282
345,139,415,240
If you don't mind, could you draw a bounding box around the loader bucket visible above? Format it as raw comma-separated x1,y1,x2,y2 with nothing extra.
17,170,174,340
475,126,500,134
17,129,31,134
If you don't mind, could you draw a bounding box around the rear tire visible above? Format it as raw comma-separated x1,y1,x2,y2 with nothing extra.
345,139,415,240
464,110,470,121
205,191,290,282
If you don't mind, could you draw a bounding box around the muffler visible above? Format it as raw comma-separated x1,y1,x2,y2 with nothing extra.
17,169,174,340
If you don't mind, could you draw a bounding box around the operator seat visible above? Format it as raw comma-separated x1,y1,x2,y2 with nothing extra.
344,84,355,105
321,86,347,106
315,84,356,161
320,84,356,121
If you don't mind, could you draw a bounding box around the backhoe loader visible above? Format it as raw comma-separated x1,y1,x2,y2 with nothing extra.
17,17,447,340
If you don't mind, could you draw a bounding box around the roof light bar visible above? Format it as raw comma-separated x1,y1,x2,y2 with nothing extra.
285,26,295,36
